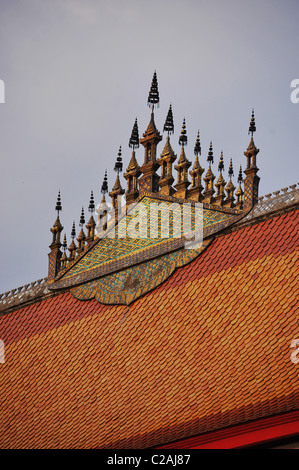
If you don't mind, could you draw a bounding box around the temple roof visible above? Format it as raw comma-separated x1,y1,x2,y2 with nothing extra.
1,74,298,449
0,204,298,448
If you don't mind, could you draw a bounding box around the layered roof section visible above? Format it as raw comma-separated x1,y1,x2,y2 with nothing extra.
0,207,298,448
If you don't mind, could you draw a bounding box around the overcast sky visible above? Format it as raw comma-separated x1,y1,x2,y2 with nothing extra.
0,0,298,293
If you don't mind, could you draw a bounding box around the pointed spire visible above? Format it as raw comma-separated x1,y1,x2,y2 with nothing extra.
79,207,85,227
147,70,159,110
48,193,64,280
248,108,256,136
129,118,140,150
243,109,260,208
215,152,226,206
194,131,201,156
124,150,141,206
235,165,244,210
174,121,191,199
68,221,77,262
71,221,76,240
228,159,234,179
88,190,95,214
101,170,108,194
77,208,86,254
207,142,214,164
62,234,67,251
114,146,123,174
218,151,224,173
238,165,243,184
55,190,62,214
203,143,216,204
178,118,187,147
86,193,96,245
189,147,204,202
157,135,177,197
163,104,174,135
224,160,236,208
60,234,68,269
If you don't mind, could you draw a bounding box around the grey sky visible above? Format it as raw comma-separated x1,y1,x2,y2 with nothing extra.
0,0,298,292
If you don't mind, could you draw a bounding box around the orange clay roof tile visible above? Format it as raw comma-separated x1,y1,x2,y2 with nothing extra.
0,209,298,448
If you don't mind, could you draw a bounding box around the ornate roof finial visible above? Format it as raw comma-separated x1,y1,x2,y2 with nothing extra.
228,159,234,179
79,207,85,228
179,118,187,147
194,131,201,156
147,70,159,110
62,234,67,251
114,146,123,174
129,118,140,150
71,221,76,240
163,104,174,135
88,190,95,214
101,170,108,195
218,151,224,173
60,233,68,269
207,142,214,164
238,165,243,184
55,190,62,214
248,108,256,136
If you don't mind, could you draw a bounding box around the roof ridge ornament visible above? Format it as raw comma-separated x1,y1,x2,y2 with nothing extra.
194,131,201,157
129,118,140,150
163,104,174,135
101,170,108,195
114,146,123,174
178,118,187,147
248,108,256,137
147,70,160,111
55,190,62,214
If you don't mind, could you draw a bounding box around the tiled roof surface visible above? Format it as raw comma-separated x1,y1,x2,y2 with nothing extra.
0,209,298,448
60,197,232,281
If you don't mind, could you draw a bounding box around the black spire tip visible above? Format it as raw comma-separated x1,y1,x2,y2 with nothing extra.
79,207,85,227
114,146,123,173
55,190,62,214
101,170,108,195
238,165,243,184
71,221,76,240
62,234,67,251
147,71,160,110
88,190,95,213
194,131,201,156
218,151,224,173
129,118,140,150
179,118,187,147
228,159,234,179
163,104,174,135
207,142,214,164
248,108,256,136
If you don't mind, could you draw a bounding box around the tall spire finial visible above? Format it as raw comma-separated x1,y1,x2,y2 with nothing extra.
248,108,256,136
194,131,201,156
101,170,108,194
238,165,243,184
114,146,123,174
147,70,159,111
79,207,85,228
207,142,214,164
62,234,67,252
55,190,62,215
179,118,187,147
71,221,76,240
228,159,234,179
218,151,224,173
129,118,140,150
88,190,95,214
163,104,174,135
